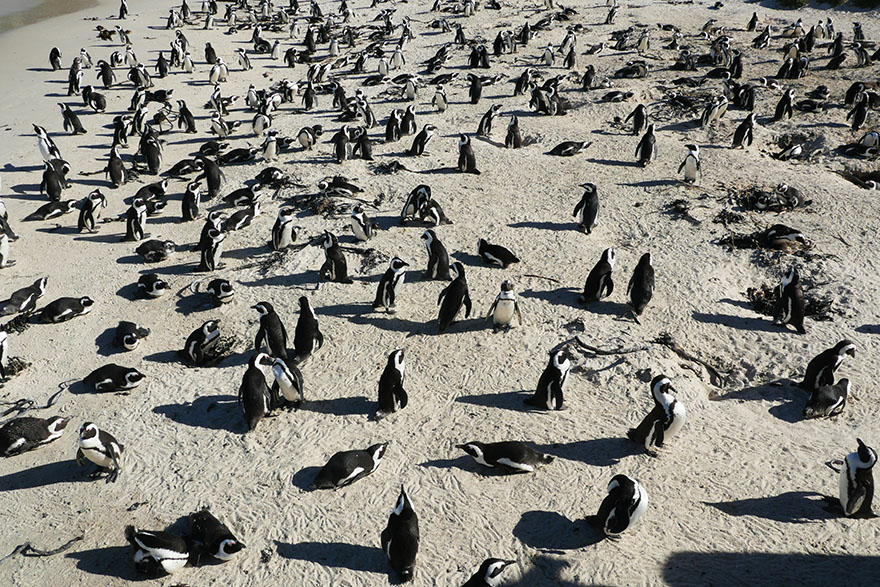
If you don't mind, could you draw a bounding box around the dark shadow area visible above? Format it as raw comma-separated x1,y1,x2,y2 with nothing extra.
153,395,245,433
275,540,386,574
713,380,800,404
291,466,322,491
587,157,639,168
95,326,121,356
67,545,149,582
624,179,679,188
541,437,641,467
692,311,781,333
583,300,632,318
509,220,578,231
419,455,508,476
513,510,604,550
0,458,85,491
303,395,372,417
450,251,484,267
704,491,838,524
855,324,880,334
457,389,530,413
520,287,580,309
516,554,602,586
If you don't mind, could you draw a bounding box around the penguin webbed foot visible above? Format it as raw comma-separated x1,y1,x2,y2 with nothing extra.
106,467,120,483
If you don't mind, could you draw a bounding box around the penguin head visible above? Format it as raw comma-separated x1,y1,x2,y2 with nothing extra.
389,348,405,371
420,229,434,243
601,247,615,268
478,558,516,584
449,261,465,281
321,231,338,249
125,369,146,385
457,442,483,460
651,375,673,397
252,352,273,370
500,280,514,292
459,134,469,146
203,319,221,335
391,485,413,516
639,252,652,267
46,416,70,434
216,538,245,560
252,301,273,316
367,442,389,464
550,348,571,369
389,257,409,272
79,297,95,310
581,182,597,195
79,422,99,440
856,438,877,467
835,340,856,358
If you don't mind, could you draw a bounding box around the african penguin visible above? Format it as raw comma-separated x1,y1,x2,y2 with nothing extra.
627,375,687,456
311,442,389,489
677,144,701,184
319,231,353,284
580,248,615,303
635,124,657,166
463,558,516,587
253,301,289,359
381,486,419,583
801,340,855,391
524,349,571,410
188,508,245,563
421,229,450,280
477,239,519,268
573,183,599,233
775,266,806,334
271,208,296,251
457,441,554,474
294,296,324,363
266,355,305,409
839,438,876,518
76,422,123,482
373,257,409,313
115,321,150,351
627,253,655,317
138,273,169,298
803,379,850,420
181,320,222,365
437,262,472,332
486,280,523,331
39,296,94,323
239,352,272,432
84,364,146,393
591,474,649,537
376,349,408,420
124,525,189,576
0,416,69,457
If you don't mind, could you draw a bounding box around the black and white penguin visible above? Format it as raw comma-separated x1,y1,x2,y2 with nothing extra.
107,145,128,189
39,296,94,323
253,301,289,359
732,113,755,149
137,273,169,298
124,525,189,576
84,364,145,393
627,375,687,455
486,280,523,332
373,257,409,313
0,331,7,378
548,140,592,157
803,379,850,419
319,231,353,283
627,253,654,317
294,296,324,363
408,124,436,156
199,228,226,272
801,340,855,391
525,349,571,410
194,155,225,200
505,116,522,149
181,320,221,365
311,441,389,489
26,199,77,221
49,47,62,71
462,558,516,587
773,89,795,122
437,262,472,332
123,198,148,242
115,321,150,351
59,103,86,134
297,125,322,150
0,224,11,268
0,277,48,316
478,239,519,268
624,104,648,135
206,278,234,305
677,144,701,183
477,104,501,137
591,474,649,537
266,355,305,409
421,229,450,280
839,438,876,518
376,349,408,420
181,180,201,222
350,205,377,242
775,266,806,334
381,486,419,583
635,124,657,166
467,73,482,104
34,123,61,161
848,93,870,134
240,352,272,432
136,240,175,263
0,416,69,456
432,85,448,112
271,207,296,250
573,183,599,233
457,441,554,473
458,134,480,174
188,508,245,563
76,422,123,482
177,100,196,133
78,189,107,233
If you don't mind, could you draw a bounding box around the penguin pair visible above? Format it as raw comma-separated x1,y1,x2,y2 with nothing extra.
627,375,687,456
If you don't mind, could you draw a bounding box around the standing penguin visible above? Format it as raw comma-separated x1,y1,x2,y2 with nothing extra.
476,104,501,137
573,183,599,233
437,262,472,332
239,352,272,431
408,124,436,156
627,253,655,319
591,474,649,537
311,442,389,489
635,124,656,166
319,231,353,283
580,248,615,303
376,349,408,420
199,228,225,272
677,144,701,184
432,85,448,112
801,340,855,391
76,422,123,482
839,438,876,518
271,207,296,250
421,229,450,280
773,89,795,122
59,103,87,135
505,116,522,149
486,280,523,331
458,134,480,174
381,487,419,583
188,509,246,563
467,73,482,104
266,355,305,409
848,93,870,133
627,375,687,456
624,104,648,135
803,379,850,419
775,266,806,334
732,113,756,148
253,301,289,359
78,189,107,233
123,198,148,241
373,257,409,313
294,296,324,363
182,180,201,221
350,205,377,242
525,349,571,410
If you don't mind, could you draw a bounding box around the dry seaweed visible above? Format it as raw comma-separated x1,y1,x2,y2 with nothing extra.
1,313,33,335
713,209,745,224
746,284,837,321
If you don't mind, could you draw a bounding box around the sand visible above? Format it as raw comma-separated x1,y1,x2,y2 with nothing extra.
1,0,879,585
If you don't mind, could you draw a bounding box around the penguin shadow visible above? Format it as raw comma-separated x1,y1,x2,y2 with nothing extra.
175,293,218,316
153,395,245,433
115,282,143,301
95,327,122,357
456,389,530,413
240,271,315,289
148,216,185,226
473,135,506,149
586,157,640,168
224,244,272,260
703,491,838,524
274,540,386,575
582,300,631,318
420,166,464,175
509,220,579,231
624,179,679,188
144,260,202,276
540,437,641,467
171,136,211,146
4,163,44,173
517,554,608,587
290,466,322,491
143,349,185,365
691,311,783,333
714,380,805,423
35,225,81,236
6,184,44,201
658,120,700,132
67,545,149,582
0,458,90,491
419,455,509,477
855,324,880,334
75,233,127,245
513,510,604,551
450,251,485,267
519,287,581,309
66,380,95,395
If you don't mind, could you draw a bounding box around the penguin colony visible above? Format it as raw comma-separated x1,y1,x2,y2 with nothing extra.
0,0,878,584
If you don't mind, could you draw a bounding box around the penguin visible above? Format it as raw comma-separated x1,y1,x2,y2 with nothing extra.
592,474,649,537
311,442,389,489
458,134,480,174
408,124,436,156
627,253,654,317
0,416,69,457
59,103,86,135
677,144,701,184
239,352,272,431
548,140,592,157
294,296,324,363
477,239,519,268
848,93,870,134
573,183,599,233
206,278,234,305
136,240,175,263
182,181,201,221
181,319,222,365
381,487,419,583
468,74,482,104
456,441,554,473
261,133,278,162
0,224,11,269
800,340,855,391
49,47,62,71
205,42,217,64
188,509,245,563
0,277,48,316
34,123,61,162
177,100,197,133
0,331,7,378
350,205,377,242
77,189,107,233
463,559,516,587
775,266,806,334
773,89,795,122
437,262,472,332
76,422,123,482
400,105,417,136
839,438,876,518
253,301,289,360
266,355,305,409
421,229,450,280
297,125,322,150
123,198,148,242
107,145,128,188
26,200,77,221
39,296,94,323
624,104,648,135
319,231,353,284
803,379,850,419
124,525,189,576
486,280,523,332
476,104,501,137
732,113,755,149
376,349,408,420
635,124,657,166
84,364,146,393
525,349,571,410
271,207,296,250
432,85,448,112
115,321,150,351
505,116,522,149
137,273,169,298
627,375,687,456
747,11,758,32
373,257,409,313
41,160,66,201
199,228,226,272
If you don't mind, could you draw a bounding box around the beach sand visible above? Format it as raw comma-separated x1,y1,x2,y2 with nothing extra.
0,0,879,585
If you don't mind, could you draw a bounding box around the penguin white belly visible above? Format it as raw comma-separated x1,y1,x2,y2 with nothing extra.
81,445,115,468
629,482,649,527
350,219,368,241
0,237,9,265
393,274,405,297
684,158,697,181
338,466,365,485
493,300,515,325
665,402,687,439
6,438,25,453
278,379,303,402
496,458,534,472
839,456,859,513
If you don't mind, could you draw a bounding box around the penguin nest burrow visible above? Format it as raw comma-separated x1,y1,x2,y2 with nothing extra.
727,186,809,213
746,284,837,322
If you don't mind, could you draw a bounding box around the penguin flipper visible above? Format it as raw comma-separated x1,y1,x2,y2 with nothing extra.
677,159,685,174
463,293,472,318
314,329,324,350
845,486,867,516
437,284,450,306
573,200,584,218
397,385,408,409
254,329,264,353
515,302,523,325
